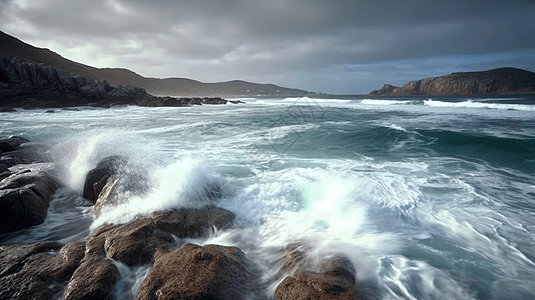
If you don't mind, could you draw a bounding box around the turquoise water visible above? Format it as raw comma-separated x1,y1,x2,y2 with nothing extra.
1,95,534,299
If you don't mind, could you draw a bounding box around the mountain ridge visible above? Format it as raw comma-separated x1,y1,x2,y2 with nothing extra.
368,67,535,96
0,30,308,96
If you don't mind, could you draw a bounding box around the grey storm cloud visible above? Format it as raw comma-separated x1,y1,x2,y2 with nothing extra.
1,0,534,94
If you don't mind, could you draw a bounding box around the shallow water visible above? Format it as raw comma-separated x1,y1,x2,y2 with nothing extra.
1,94,534,299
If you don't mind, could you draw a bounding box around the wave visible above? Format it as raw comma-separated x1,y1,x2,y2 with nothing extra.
423,100,535,111
360,99,411,105
282,97,353,103
358,98,535,111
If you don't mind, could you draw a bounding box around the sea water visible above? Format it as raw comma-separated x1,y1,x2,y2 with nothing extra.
1,94,534,299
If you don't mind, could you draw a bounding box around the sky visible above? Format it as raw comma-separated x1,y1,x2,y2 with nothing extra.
0,0,534,94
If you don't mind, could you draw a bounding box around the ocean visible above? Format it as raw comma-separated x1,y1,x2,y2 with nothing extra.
1,94,534,299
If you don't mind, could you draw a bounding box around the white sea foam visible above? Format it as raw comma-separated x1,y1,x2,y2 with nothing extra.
360,99,411,105
92,156,219,228
424,99,535,111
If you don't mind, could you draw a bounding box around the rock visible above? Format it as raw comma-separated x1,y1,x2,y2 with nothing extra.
0,107,16,112
45,109,55,113
0,163,59,234
368,67,535,96
82,155,127,203
90,206,235,266
152,206,235,238
0,136,29,153
93,217,174,266
274,245,365,300
0,54,147,108
138,243,254,300
0,241,85,300
64,235,120,300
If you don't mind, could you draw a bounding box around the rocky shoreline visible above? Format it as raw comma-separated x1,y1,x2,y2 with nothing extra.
368,67,535,96
0,54,244,110
0,137,368,299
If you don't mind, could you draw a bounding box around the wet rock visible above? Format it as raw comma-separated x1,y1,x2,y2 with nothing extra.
0,241,85,300
0,136,29,153
95,217,174,266
45,109,55,113
0,107,16,112
82,155,127,203
93,175,120,218
64,235,120,300
138,243,254,300
152,206,235,238
0,163,59,234
275,244,307,278
275,246,365,300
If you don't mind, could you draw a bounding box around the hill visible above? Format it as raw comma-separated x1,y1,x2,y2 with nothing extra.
0,30,308,96
368,68,535,96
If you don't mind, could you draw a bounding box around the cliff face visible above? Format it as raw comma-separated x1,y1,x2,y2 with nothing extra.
368,68,535,96
0,54,240,108
0,54,147,108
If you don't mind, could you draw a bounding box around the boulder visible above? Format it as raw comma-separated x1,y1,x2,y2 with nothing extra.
82,155,127,203
0,241,85,300
0,107,16,112
0,163,59,234
138,243,254,300
0,136,29,153
275,246,365,300
152,206,235,238
90,206,235,266
94,217,174,266
63,235,120,300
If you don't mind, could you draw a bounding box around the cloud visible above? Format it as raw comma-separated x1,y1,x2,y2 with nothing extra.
1,0,534,94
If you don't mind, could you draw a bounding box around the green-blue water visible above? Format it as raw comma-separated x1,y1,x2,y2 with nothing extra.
1,94,534,299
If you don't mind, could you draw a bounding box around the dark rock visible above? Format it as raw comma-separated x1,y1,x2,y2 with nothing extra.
0,54,147,108
138,243,254,300
1,145,49,166
0,136,29,153
368,67,535,96
0,107,16,112
152,206,235,238
45,109,55,113
0,163,59,234
64,235,120,300
275,245,365,300
0,241,85,300
61,107,80,111
93,217,174,266
82,155,127,203
90,206,235,266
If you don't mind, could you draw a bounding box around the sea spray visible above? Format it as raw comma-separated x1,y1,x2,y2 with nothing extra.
92,156,221,228
49,129,162,193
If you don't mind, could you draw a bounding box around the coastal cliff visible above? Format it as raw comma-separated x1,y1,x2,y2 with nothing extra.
368,68,535,96
0,30,308,97
0,54,239,108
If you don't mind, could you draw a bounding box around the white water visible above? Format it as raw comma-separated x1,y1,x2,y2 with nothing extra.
1,96,535,299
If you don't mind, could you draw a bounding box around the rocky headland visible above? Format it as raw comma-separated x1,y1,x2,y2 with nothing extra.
0,137,368,299
368,67,535,96
0,30,308,97
0,54,243,109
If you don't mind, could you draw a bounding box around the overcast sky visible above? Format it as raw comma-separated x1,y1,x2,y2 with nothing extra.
1,0,534,94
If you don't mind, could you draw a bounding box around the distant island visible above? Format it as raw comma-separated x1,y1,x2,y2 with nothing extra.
0,30,309,97
368,68,535,96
